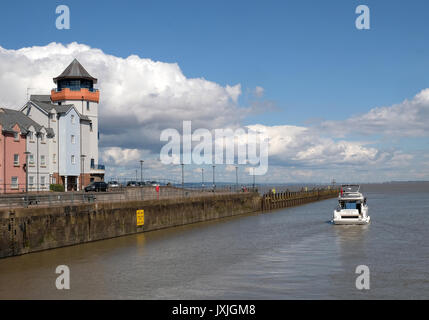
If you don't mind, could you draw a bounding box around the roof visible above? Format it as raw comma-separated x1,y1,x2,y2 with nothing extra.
29,99,91,121
53,58,97,84
31,100,74,114
0,108,44,134
30,95,51,103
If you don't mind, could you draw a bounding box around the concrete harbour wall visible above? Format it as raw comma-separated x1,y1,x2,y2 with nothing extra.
0,193,260,258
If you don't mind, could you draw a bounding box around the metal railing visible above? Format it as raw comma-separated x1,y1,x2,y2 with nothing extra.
0,181,338,209
52,87,99,92
0,184,259,208
90,164,105,170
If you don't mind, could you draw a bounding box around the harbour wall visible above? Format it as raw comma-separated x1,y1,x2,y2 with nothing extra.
0,189,339,259
0,193,260,258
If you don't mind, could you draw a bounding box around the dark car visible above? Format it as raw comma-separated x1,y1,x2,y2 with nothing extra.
126,181,138,187
84,181,108,192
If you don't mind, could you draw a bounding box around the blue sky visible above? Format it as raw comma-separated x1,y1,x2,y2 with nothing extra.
1,0,429,182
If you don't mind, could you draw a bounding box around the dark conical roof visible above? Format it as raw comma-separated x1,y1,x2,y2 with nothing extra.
53,58,97,84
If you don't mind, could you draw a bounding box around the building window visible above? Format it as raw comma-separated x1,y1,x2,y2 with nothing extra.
29,176,34,187
71,135,75,144
29,154,34,165
53,154,56,164
91,158,95,169
87,101,90,111
28,131,34,142
90,123,93,132
71,155,76,164
41,155,46,166
71,115,75,124
40,133,45,143
13,132,19,141
11,177,18,189
41,176,45,187
13,154,19,166
52,177,56,184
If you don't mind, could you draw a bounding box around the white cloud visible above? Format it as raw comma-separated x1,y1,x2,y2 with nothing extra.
101,147,142,166
254,86,264,98
320,88,429,137
246,124,393,168
0,42,244,152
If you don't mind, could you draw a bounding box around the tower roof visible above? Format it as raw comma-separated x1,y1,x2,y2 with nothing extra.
53,58,98,84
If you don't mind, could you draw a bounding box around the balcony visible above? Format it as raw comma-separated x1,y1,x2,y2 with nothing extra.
51,87,100,103
90,164,105,174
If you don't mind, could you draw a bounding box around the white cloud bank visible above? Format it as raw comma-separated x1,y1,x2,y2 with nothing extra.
320,88,429,137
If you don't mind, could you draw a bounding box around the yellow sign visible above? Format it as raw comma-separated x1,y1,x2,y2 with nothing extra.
136,210,144,226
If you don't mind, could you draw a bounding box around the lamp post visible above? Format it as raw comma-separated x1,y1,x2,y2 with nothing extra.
235,165,239,192
252,168,256,191
181,163,185,197
212,165,216,192
80,155,86,190
24,151,31,193
140,160,144,184
201,168,204,190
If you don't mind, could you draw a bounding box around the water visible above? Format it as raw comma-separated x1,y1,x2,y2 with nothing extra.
0,183,428,299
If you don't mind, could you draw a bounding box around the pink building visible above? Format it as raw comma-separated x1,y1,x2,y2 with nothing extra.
0,109,30,193
0,125,27,193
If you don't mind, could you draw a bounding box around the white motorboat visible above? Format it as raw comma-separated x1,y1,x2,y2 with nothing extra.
332,184,370,225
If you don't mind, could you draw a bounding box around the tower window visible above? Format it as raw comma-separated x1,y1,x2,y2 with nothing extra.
71,155,76,164
71,115,75,124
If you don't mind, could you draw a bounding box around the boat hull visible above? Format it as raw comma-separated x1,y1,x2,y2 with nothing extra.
332,216,370,225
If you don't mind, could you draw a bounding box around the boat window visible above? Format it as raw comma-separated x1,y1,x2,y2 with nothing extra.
345,202,357,209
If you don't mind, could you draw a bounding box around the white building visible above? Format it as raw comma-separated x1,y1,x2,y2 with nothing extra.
21,59,104,191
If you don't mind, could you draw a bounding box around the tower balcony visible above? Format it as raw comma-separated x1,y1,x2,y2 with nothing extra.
51,87,100,103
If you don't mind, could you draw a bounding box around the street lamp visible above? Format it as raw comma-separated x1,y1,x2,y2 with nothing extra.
252,168,256,191
235,165,239,192
80,154,86,190
212,165,216,192
140,160,144,185
181,163,185,197
24,151,31,193
181,163,185,186
201,168,204,190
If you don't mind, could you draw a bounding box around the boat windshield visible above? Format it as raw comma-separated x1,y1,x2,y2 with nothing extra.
341,185,360,193
338,200,362,212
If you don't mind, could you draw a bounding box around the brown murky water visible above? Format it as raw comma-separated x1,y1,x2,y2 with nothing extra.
0,182,428,299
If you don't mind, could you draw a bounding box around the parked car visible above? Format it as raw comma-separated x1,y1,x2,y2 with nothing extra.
126,181,138,187
108,181,120,189
84,181,108,192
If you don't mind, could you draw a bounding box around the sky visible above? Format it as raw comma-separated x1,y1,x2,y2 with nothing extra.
0,0,428,183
